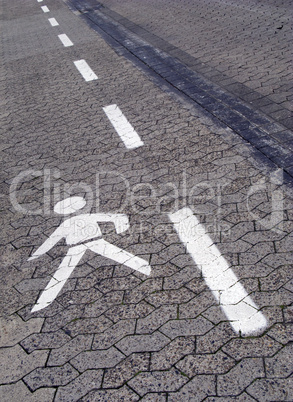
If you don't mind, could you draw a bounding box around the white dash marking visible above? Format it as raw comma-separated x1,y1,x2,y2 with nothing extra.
48,18,59,26
37,0,43,2
103,104,144,149
169,207,267,335
58,34,73,47
41,5,50,13
73,59,98,82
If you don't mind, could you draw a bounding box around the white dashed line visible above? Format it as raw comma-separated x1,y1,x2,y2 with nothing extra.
103,105,144,150
58,34,73,47
169,207,267,335
41,5,50,12
37,0,43,2
48,18,59,26
73,59,98,82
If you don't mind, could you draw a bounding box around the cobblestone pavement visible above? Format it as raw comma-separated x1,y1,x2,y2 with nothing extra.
91,0,293,131
0,0,293,401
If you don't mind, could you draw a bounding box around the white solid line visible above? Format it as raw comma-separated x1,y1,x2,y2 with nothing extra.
103,105,144,149
58,34,74,47
41,5,50,12
48,18,59,26
73,59,98,82
169,207,267,335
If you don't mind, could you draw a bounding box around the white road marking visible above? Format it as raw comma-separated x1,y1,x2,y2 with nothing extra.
169,207,267,335
58,34,74,47
103,104,144,149
37,0,43,2
29,197,151,311
74,59,98,82
48,18,59,26
41,5,50,13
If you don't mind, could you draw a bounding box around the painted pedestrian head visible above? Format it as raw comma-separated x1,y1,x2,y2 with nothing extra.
54,196,86,215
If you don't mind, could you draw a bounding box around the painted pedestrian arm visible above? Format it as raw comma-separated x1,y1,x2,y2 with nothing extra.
93,213,130,234
28,227,64,260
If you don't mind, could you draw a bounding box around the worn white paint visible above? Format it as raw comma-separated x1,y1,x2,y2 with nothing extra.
48,18,59,27
29,198,151,312
54,196,86,214
169,207,267,335
103,104,144,149
41,5,49,12
73,59,98,81
58,34,73,47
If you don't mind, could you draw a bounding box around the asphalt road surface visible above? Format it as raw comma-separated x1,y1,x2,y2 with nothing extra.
0,0,292,401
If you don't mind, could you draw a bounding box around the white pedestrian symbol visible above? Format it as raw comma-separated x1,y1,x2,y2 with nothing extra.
29,197,151,312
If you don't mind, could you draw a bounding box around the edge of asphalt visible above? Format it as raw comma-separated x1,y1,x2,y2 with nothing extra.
64,0,293,187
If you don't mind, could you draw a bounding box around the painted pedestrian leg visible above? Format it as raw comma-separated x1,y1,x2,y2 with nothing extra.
31,244,87,312
29,197,151,312
169,207,267,335
31,240,151,312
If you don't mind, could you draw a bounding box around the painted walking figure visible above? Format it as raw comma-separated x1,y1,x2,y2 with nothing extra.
29,197,151,312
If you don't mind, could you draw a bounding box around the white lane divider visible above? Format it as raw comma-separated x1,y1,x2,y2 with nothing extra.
74,59,98,82
169,207,267,335
48,18,59,26
41,5,49,12
58,34,74,47
103,105,144,150
37,0,43,2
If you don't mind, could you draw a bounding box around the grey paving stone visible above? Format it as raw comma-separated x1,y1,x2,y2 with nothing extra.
104,301,154,323
284,306,293,323
217,358,265,396
95,276,142,293
176,351,235,376
0,314,43,347
160,316,213,339
136,305,177,334
70,347,125,371
146,287,195,307
14,277,52,294
48,334,93,366
267,323,293,345
168,375,216,401
42,305,86,332
151,336,194,371
222,335,282,360
247,378,293,401
0,381,55,402
0,345,48,383
141,393,167,401
163,266,202,290
63,315,113,337
265,344,293,378
58,288,103,307
103,352,149,387
124,278,163,303
92,319,136,350
116,332,170,355
81,386,140,401
23,363,79,391
205,394,256,402
55,370,103,402
83,291,124,317
185,277,209,295
128,367,188,396
21,330,72,353
179,291,216,319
